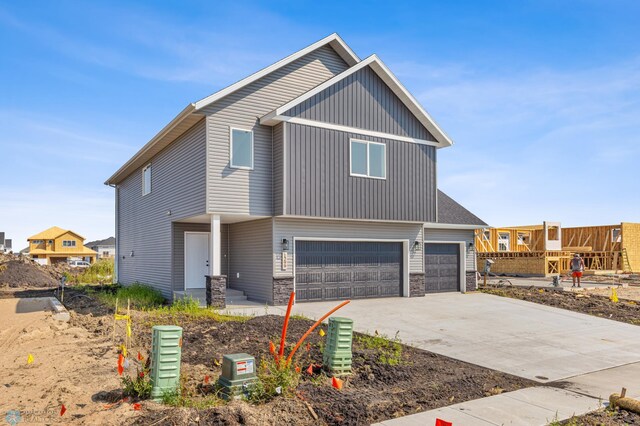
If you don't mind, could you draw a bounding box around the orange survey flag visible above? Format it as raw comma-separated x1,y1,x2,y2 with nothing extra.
137,351,143,361
117,354,124,376
269,341,276,354
306,364,314,375
60,405,67,416
435,419,452,426
204,375,210,384
331,377,343,390
132,403,141,411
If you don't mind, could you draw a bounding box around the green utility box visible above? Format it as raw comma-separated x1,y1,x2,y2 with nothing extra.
150,325,183,401
218,353,257,400
323,317,354,375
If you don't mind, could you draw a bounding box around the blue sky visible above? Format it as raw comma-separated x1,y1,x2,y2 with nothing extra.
1,0,639,248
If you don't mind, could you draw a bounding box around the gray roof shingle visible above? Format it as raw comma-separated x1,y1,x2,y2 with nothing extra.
437,190,487,226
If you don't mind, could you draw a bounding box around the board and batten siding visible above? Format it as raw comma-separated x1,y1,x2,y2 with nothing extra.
285,65,435,141
284,123,436,222
273,218,424,277
228,219,274,302
203,45,349,216
117,119,207,298
424,228,476,272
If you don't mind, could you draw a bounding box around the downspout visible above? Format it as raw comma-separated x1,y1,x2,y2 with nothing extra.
107,182,118,284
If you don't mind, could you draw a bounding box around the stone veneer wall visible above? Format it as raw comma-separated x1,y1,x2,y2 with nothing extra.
205,275,226,308
465,271,477,292
273,276,294,305
409,272,425,297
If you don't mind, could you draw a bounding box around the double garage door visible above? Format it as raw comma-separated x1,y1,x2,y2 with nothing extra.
424,243,460,293
294,241,461,301
295,241,403,302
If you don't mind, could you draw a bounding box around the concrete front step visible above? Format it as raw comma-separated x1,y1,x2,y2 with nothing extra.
226,288,248,305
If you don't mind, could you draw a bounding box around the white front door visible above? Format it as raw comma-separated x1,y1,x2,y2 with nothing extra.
185,232,210,289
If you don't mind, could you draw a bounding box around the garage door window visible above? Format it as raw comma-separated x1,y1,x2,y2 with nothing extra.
350,140,386,179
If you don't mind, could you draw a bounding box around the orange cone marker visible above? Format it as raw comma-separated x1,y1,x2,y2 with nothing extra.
331,377,343,390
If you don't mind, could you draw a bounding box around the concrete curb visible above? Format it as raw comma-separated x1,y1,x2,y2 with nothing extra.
48,297,70,322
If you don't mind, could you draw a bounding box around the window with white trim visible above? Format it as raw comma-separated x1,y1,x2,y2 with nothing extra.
230,128,253,169
350,140,386,179
62,240,77,247
142,164,152,196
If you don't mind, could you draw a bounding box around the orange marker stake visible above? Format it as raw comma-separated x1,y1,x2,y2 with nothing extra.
286,300,350,365
331,377,343,390
278,292,296,358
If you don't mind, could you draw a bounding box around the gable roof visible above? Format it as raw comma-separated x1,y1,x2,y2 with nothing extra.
260,55,453,148
28,226,86,241
85,236,116,247
437,190,487,227
105,34,359,186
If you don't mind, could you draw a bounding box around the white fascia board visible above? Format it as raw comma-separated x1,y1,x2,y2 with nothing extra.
105,103,197,185
424,223,485,230
194,33,360,111
270,115,441,147
261,54,454,148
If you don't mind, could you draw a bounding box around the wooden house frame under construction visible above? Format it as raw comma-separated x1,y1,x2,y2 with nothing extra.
475,222,640,276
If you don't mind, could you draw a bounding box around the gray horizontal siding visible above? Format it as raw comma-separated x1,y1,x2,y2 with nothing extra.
273,218,423,277
285,65,434,141
285,123,436,222
424,228,476,272
204,45,349,216
228,219,273,303
117,119,207,299
273,123,284,216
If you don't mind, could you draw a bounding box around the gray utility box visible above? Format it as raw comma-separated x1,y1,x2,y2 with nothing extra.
218,353,257,400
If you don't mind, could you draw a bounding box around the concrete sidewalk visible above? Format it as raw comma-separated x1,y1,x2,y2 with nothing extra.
373,362,640,425
373,387,601,426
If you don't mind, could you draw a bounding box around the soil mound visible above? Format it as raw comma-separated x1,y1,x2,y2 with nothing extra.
0,256,59,287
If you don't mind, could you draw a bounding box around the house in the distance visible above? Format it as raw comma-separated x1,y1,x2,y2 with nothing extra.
106,34,486,306
475,222,640,276
0,232,12,253
27,226,97,265
86,237,116,259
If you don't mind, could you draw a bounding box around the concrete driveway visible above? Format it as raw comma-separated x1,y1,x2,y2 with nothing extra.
288,292,640,382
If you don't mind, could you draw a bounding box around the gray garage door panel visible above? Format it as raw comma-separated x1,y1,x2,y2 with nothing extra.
425,243,460,293
295,241,403,301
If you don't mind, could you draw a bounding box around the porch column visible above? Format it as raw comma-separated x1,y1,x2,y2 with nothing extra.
210,214,221,276
206,214,226,308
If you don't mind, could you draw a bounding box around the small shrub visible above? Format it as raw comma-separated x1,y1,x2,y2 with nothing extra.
355,331,403,366
161,373,224,408
65,259,114,284
122,367,152,399
249,357,300,403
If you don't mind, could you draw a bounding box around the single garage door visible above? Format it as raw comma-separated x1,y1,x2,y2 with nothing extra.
424,243,460,293
295,241,403,302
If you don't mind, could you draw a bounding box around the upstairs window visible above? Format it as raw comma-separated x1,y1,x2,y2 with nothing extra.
62,240,77,247
230,128,253,169
350,139,386,179
142,164,152,196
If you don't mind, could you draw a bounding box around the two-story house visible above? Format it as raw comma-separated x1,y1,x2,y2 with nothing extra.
27,226,97,265
106,34,486,306
86,237,116,259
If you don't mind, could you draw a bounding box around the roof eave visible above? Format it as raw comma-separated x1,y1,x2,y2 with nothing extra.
105,103,198,185
193,33,360,112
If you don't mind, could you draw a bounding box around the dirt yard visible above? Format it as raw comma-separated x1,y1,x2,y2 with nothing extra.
481,286,640,326
560,408,640,425
1,287,535,425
